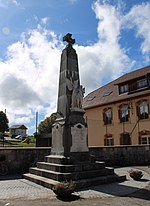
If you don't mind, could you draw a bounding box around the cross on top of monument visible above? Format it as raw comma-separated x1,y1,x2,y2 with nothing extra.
63,33,75,45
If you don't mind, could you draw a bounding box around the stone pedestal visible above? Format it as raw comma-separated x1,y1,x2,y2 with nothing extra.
24,106,126,189
51,108,89,161
24,154,126,189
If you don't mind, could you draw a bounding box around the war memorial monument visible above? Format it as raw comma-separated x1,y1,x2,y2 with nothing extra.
24,33,126,188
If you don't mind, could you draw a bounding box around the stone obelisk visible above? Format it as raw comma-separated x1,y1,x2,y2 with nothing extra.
24,34,126,188
51,33,89,161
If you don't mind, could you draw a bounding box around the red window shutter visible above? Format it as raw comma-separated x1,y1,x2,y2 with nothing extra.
138,135,141,144
104,138,107,146
112,138,114,146
120,135,123,145
148,102,150,114
103,111,106,124
118,109,120,120
136,105,139,117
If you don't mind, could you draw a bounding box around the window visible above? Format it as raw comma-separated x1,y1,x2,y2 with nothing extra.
87,96,96,101
148,77,150,86
137,78,147,89
104,134,114,146
119,104,129,123
119,84,128,94
103,108,112,124
137,100,149,120
120,133,131,145
141,137,150,144
103,91,112,97
128,77,149,93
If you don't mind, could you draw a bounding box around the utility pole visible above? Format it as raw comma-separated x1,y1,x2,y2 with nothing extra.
35,112,38,134
2,109,7,147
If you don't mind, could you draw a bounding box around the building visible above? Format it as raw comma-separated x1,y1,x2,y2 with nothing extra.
9,125,27,137
83,66,150,146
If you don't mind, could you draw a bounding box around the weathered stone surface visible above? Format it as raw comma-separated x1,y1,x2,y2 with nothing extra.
54,34,87,157
23,34,126,189
51,121,64,155
71,123,88,152
57,44,79,118
0,146,149,175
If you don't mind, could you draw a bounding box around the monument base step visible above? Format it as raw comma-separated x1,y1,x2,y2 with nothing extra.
24,154,126,189
76,174,126,188
23,173,59,189
23,173,126,190
36,161,106,173
45,155,71,165
28,166,114,181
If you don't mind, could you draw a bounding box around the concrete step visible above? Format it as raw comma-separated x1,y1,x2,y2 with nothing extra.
29,167,71,181
75,168,114,180
29,167,114,181
37,161,106,173
23,173,59,189
37,162,75,173
45,155,71,165
76,174,126,189
24,173,126,190
79,161,106,171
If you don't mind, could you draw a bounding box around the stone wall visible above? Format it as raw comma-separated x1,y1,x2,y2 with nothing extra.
35,134,52,147
0,145,150,175
89,145,150,166
0,147,51,175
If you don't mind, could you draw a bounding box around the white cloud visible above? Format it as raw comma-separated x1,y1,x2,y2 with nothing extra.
1,0,148,134
5,28,63,104
0,0,19,8
0,26,63,132
93,1,121,44
123,2,150,56
10,0,19,6
0,75,42,108
40,17,49,25
75,0,133,94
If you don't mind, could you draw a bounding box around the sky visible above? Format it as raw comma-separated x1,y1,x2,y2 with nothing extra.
0,0,150,135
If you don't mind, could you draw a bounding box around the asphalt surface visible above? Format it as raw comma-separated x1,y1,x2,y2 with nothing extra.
0,166,149,206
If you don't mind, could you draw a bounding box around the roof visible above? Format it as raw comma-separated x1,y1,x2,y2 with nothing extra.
83,66,150,109
9,125,27,130
114,66,150,85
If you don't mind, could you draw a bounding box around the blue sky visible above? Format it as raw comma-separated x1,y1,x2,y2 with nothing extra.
0,0,149,134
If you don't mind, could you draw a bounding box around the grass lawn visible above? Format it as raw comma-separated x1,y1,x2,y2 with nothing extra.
8,141,35,147
6,136,36,147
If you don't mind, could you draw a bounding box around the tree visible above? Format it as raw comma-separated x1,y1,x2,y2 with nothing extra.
38,113,57,134
0,111,9,133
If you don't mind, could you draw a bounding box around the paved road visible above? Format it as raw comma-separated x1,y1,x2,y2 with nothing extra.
0,166,149,206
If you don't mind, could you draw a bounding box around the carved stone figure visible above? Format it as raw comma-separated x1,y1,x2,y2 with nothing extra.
65,78,85,109
72,84,85,108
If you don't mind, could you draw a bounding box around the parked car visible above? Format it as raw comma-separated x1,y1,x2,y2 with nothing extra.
15,135,23,140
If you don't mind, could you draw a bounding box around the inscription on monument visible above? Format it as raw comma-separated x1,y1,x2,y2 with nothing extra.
52,123,64,155
71,123,89,152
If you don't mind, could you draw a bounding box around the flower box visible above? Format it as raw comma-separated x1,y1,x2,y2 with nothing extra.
52,180,76,197
128,170,143,180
